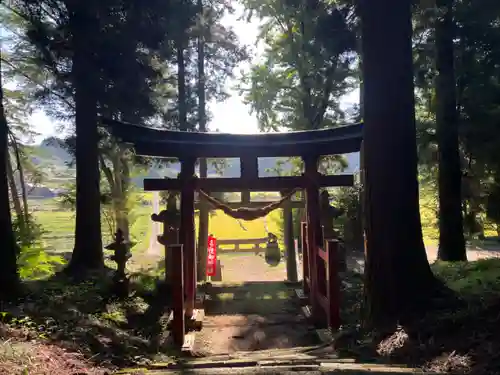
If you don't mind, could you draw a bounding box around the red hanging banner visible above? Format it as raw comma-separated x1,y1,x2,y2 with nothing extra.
206,235,217,277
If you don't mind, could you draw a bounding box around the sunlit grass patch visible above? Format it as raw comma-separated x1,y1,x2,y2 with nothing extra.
32,195,282,259
432,258,500,299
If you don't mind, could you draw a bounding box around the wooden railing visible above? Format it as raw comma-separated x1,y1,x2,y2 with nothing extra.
300,221,341,330
216,238,269,253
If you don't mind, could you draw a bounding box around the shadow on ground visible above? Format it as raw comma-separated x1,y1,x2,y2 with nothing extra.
193,264,500,375
195,281,318,355
1,269,175,369
323,260,500,375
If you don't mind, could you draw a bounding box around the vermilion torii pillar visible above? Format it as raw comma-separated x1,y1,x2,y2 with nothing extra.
179,157,196,318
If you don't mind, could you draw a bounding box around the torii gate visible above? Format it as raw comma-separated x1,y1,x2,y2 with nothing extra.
104,119,363,347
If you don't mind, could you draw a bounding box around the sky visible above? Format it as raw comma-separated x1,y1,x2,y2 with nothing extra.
28,6,360,143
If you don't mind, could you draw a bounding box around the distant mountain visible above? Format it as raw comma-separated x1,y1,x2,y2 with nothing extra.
27,136,360,195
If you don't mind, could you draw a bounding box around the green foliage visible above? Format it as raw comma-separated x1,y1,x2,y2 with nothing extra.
0,272,178,368
239,0,357,131
331,186,360,218
56,172,141,243
432,258,500,301
10,212,66,280
17,243,66,280
414,0,500,243
485,183,500,224
11,213,43,247
271,205,302,251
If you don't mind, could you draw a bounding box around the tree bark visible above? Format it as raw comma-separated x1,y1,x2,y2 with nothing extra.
197,0,209,282
111,153,130,242
118,154,131,241
100,151,130,242
7,152,24,233
0,56,21,299
435,0,466,261
11,139,30,225
177,42,188,132
359,0,438,328
66,2,104,273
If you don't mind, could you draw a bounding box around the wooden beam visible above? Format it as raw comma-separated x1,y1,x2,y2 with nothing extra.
326,239,341,330
170,244,185,347
102,118,364,158
217,238,267,245
301,222,310,296
283,193,298,283
240,156,259,180
304,155,326,327
240,156,258,204
144,174,354,192
133,137,362,158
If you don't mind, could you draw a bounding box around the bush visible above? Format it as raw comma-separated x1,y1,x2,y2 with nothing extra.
17,243,66,280
12,213,66,280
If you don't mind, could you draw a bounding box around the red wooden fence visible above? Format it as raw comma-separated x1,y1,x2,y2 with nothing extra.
301,221,341,330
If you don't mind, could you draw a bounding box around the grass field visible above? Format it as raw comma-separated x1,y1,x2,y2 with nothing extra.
30,188,481,255
30,195,282,255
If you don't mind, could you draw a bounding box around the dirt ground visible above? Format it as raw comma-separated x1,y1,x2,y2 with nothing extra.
194,254,316,356
425,244,500,262
215,253,287,282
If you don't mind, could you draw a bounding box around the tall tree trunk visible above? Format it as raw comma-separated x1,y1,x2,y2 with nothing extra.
358,35,364,123
435,0,466,261
358,41,365,253
0,56,20,299
8,137,33,245
66,3,104,273
7,152,24,233
100,151,130,242
119,154,131,241
197,0,209,282
112,154,130,242
359,0,438,328
177,42,188,132
10,138,30,224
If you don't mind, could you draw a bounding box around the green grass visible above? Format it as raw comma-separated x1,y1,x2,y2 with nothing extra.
418,184,498,246
336,259,500,374
432,258,500,299
33,186,497,255
30,190,441,256
419,191,439,247
31,195,281,255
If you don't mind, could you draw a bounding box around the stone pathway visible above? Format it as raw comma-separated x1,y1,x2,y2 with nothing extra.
194,282,316,356
426,244,500,262
194,254,315,356
344,243,500,275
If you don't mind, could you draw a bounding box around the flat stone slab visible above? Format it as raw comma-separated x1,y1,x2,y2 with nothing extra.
120,359,430,374
195,282,315,356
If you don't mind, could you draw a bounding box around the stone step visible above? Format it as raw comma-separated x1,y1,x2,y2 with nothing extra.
119,360,430,374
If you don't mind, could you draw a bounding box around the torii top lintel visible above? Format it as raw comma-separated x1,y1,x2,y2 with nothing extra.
103,118,363,158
